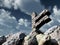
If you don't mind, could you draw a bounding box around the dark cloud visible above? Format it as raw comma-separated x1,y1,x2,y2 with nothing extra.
40,0,60,11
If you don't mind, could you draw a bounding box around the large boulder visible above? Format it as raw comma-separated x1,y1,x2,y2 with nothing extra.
2,32,26,45
23,30,38,45
44,25,60,45
0,36,6,45
36,34,50,45
23,29,43,45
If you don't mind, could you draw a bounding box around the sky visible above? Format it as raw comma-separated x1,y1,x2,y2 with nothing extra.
0,0,60,36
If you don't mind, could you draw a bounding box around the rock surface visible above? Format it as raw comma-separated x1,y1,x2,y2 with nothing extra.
36,34,50,45
0,36,6,45
44,25,60,45
0,26,60,45
2,32,26,45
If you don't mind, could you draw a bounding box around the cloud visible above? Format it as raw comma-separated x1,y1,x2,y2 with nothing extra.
0,0,22,9
53,6,60,23
0,9,18,35
19,0,44,14
0,9,31,35
0,0,44,15
18,18,31,27
53,6,60,16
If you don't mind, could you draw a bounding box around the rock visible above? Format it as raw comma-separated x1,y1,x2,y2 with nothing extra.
36,34,50,45
23,29,40,45
44,25,60,45
43,39,58,45
0,36,6,45
24,33,38,45
2,32,26,45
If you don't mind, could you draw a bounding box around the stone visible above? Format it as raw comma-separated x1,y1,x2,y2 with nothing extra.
44,25,60,45
34,9,51,22
0,36,6,45
35,15,51,29
2,32,26,45
24,34,38,45
36,34,50,45
31,9,51,31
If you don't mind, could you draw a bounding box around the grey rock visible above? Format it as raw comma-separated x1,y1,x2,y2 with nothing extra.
44,25,60,45
23,30,38,45
36,34,51,45
2,32,26,45
0,36,6,45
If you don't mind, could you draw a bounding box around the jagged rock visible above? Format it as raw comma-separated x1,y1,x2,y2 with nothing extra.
0,36,6,45
44,25,60,45
23,29,42,45
23,30,38,45
2,32,26,45
43,39,58,45
36,34,50,45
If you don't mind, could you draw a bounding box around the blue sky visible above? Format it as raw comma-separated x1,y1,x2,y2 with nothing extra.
0,0,60,36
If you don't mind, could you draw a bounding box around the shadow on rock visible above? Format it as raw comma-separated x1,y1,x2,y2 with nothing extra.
43,39,58,45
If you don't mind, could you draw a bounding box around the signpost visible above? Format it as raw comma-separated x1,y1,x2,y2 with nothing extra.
31,9,51,31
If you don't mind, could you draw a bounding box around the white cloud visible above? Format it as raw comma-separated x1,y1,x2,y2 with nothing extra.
0,9,18,35
0,0,22,9
18,18,31,27
18,18,24,25
13,0,22,9
53,6,60,15
57,19,60,23
3,0,13,8
0,0,44,15
0,9,31,35
53,6,60,23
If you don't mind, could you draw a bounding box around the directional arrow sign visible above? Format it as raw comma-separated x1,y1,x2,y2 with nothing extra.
31,9,51,31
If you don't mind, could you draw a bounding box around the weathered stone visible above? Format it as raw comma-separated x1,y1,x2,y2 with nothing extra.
31,9,51,31
24,33,38,45
0,36,6,45
43,39,58,45
2,32,26,45
44,25,60,45
34,9,51,22
35,15,51,29
31,12,37,20
36,34,50,45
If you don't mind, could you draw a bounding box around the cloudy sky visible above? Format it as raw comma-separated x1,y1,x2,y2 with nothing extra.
0,0,60,36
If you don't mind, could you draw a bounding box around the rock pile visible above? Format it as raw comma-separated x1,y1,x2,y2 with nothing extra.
0,36,6,45
44,25,60,45
2,32,26,45
0,25,60,45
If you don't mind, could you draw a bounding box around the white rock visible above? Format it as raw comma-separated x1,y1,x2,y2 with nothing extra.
36,34,50,45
